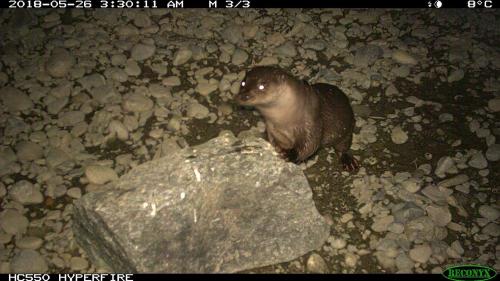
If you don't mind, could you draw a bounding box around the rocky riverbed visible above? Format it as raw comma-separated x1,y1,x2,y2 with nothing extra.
0,8,499,273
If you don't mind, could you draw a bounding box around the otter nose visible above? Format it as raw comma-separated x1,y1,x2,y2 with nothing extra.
236,89,251,102
238,93,251,101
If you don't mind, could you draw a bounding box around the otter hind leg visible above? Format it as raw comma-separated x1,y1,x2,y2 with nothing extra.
334,134,359,172
339,151,359,172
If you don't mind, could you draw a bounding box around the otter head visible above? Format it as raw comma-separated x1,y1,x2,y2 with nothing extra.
235,66,291,107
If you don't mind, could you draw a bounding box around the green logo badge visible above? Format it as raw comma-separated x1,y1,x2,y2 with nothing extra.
443,264,497,281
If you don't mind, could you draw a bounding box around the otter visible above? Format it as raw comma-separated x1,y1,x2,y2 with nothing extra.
235,66,359,172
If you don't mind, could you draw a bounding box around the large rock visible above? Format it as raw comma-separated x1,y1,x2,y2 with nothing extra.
73,133,329,273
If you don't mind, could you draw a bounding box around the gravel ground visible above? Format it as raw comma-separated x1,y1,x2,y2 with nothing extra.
0,8,499,273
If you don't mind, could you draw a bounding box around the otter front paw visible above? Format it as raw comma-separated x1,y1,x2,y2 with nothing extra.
284,149,299,163
274,147,298,163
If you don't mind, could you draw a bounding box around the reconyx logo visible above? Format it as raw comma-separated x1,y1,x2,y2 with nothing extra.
443,264,497,281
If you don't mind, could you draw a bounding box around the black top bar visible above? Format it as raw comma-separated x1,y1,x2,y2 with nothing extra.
2,0,497,9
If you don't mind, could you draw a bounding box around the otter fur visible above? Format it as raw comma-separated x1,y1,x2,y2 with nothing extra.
235,66,359,171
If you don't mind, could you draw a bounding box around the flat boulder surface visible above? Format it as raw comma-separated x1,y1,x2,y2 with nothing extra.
72,133,329,273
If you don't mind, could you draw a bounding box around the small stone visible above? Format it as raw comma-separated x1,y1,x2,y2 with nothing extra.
51,257,65,269
186,102,210,119
344,253,358,268
393,65,411,77
353,45,383,67
476,128,490,138
111,54,127,66
58,110,85,127
15,141,43,162
46,148,70,168
388,223,405,234
395,253,414,272
438,113,454,123
359,123,378,143
79,73,106,91
173,48,192,66
329,237,347,249
131,43,156,61
0,87,33,112
274,42,297,57
391,126,408,144
0,232,12,244
122,93,154,113
220,25,243,44
9,180,44,205
218,103,233,116
0,183,7,198
482,223,499,237
196,80,218,96
162,76,181,87
0,209,29,235
421,185,452,203
340,213,353,223
468,152,488,169
447,69,464,83
70,257,89,271
406,96,424,107
257,57,279,66
404,216,447,241
16,236,43,250
167,116,181,132
85,165,118,185
46,48,75,78
303,39,326,51
438,174,469,188
447,222,466,233
11,250,48,273
371,215,394,232
376,239,399,258
434,156,457,178
451,240,464,255
231,49,248,65
478,205,500,222
0,261,10,273
67,187,82,199
125,60,141,76
446,245,461,259
46,184,68,199
485,144,500,162
409,244,432,263
242,24,258,39
426,205,452,227
394,172,411,183
455,183,470,194
392,50,418,65
487,98,500,112
108,120,129,141
133,13,151,27
306,253,328,273
469,119,480,133
401,178,420,193
418,164,432,175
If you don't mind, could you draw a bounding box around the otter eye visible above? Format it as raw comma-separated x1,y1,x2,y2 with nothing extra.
241,81,246,87
258,84,265,90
